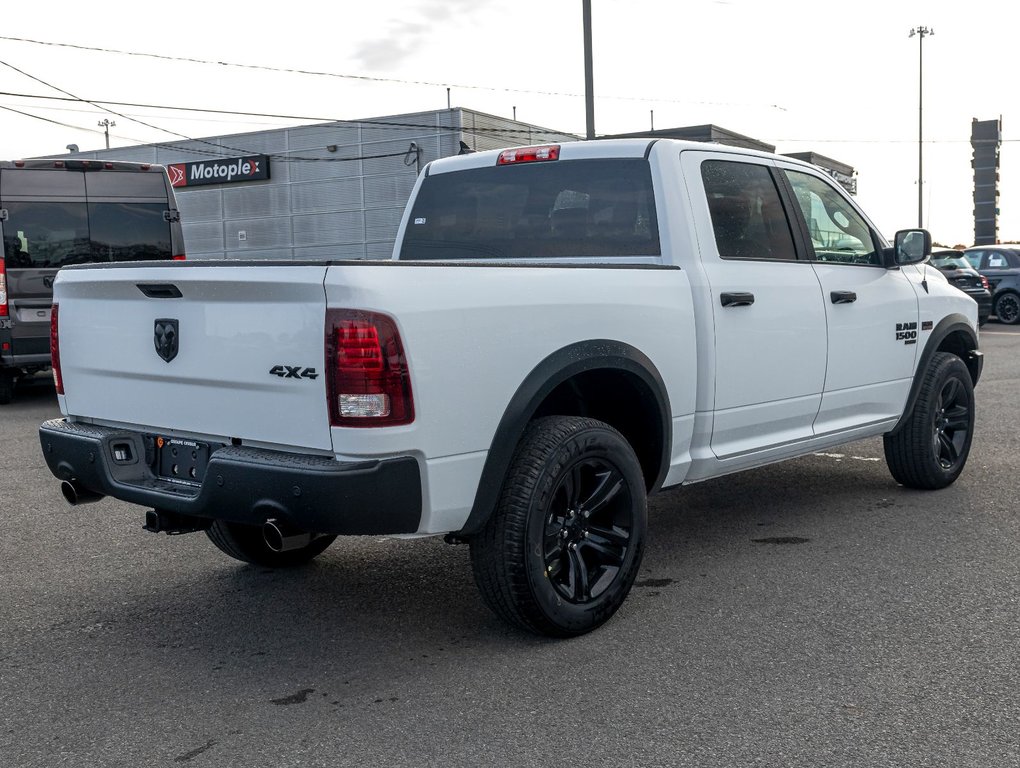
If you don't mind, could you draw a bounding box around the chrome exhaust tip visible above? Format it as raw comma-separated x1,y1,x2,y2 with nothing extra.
60,480,104,506
262,518,315,552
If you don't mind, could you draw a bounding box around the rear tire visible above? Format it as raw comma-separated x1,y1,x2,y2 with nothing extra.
0,370,14,405
469,416,647,637
993,291,1020,325
205,520,336,567
884,352,974,489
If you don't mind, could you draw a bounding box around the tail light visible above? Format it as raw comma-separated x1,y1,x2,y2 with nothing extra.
325,309,413,427
172,254,187,261
497,145,560,165
0,257,8,317
981,275,990,291
51,304,64,395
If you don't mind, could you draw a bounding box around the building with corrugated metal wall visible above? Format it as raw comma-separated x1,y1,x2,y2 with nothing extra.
63,108,577,260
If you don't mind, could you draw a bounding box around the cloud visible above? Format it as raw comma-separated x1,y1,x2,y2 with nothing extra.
352,0,487,71
353,22,423,71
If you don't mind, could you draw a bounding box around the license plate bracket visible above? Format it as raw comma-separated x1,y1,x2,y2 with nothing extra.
154,437,211,484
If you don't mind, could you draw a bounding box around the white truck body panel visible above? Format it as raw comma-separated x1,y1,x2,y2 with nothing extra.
323,263,699,532
56,265,333,452
46,138,980,539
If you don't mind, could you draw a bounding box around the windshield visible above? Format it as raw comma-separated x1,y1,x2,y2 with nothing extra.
398,158,660,260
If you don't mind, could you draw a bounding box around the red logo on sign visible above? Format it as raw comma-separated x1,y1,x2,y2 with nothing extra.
167,164,187,188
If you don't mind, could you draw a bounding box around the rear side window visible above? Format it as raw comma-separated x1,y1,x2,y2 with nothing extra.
398,158,660,260
702,160,797,261
984,250,1019,268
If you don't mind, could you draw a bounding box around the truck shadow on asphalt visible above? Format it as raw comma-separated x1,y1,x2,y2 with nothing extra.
5,443,976,732
34,441,948,652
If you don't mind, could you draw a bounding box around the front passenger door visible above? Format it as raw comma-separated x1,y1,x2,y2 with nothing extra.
780,166,920,435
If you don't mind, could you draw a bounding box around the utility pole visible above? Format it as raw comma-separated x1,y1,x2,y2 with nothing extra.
909,26,933,228
98,118,116,150
582,0,595,140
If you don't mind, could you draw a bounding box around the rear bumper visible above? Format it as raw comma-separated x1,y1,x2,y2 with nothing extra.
39,419,422,535
1,353,51,368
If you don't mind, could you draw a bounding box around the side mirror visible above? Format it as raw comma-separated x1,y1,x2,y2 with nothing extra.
888,228,932,268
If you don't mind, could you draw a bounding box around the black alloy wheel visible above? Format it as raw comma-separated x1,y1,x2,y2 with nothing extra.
539,456,635,604
931,375,971,472
994,292,1020,325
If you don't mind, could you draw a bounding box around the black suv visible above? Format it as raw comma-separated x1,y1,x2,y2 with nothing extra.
963,245,1020,325
929,249,992,326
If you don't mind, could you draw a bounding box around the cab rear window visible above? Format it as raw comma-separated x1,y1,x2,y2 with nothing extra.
398,158,660,260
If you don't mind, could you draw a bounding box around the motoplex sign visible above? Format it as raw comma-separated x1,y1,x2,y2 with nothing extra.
166,155,270,188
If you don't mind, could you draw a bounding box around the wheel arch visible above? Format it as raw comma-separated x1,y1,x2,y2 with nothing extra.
457,340,671,537
888,313,982,436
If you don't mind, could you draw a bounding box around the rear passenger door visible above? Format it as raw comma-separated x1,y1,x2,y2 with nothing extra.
683,151,827,459
777,163,920,434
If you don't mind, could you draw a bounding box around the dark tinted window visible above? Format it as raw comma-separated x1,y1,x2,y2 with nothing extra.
929,252,971,270
2,201,90,268
398,158,660,260
702,161,797,261
88,202,171,262
983,249,1020,269
0,201,171,267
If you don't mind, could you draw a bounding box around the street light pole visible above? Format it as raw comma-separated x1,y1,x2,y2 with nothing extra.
909,26,933,228
97,118,116,150
582,0,595,140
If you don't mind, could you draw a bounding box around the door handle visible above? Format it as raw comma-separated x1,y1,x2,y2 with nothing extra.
830,290,857,304
720,292,755,307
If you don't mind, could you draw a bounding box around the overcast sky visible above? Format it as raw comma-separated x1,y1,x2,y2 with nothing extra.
1,0,1015,247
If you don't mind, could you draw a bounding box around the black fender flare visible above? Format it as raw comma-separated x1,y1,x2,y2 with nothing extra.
457,339,671,537
888,313,982,436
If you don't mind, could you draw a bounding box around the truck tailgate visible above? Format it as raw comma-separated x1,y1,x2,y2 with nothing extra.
55,264,332,451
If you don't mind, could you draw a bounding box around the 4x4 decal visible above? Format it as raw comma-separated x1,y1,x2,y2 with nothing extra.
269,365,318,380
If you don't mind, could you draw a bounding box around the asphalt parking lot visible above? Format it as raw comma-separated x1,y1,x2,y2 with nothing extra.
2,326,1018,768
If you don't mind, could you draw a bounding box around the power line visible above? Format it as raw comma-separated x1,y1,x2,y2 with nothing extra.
0,103,109,134
0,61,449,163
1,97,289,127
0,90,573,136
0,34,788,111
1,102,424,164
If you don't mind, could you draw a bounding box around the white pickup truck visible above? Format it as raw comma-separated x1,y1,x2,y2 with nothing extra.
40,139,982,637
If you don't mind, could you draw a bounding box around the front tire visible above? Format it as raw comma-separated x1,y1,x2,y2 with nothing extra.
206,520,336,567
470,416,647,637
993,291,1020,325
884,352,975,489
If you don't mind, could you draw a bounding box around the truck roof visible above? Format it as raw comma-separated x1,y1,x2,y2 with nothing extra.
425,137,814,176
0,159,166,173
